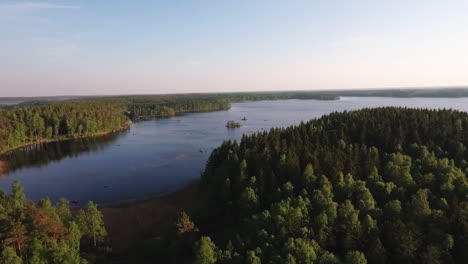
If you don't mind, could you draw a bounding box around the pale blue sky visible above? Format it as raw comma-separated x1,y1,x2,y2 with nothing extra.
1,0,467,96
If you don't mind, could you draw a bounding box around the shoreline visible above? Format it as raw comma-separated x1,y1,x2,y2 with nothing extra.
100,180,201,252
0,107,227,156
130,107,231,121
0,123,131,156
99,180,199,208
0,160,6,176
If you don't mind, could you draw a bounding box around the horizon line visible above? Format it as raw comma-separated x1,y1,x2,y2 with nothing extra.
1,85,468,99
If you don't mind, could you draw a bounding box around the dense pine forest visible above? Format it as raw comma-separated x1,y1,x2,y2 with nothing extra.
0,181,108,263
0,102,128,155
175,107,468,264
0,92,337,154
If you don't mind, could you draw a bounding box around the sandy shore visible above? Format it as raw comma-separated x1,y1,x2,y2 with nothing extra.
100,180,201,252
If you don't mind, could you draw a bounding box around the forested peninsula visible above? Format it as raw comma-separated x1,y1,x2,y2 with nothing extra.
158,107,467,264
0,92,337,155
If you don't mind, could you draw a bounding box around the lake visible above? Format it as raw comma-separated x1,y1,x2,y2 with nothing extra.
2,97,468,204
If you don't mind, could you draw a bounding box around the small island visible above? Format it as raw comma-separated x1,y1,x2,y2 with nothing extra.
225,120,242,128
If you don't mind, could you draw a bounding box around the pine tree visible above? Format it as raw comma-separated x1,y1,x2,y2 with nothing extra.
194,236,217,264
246,250,261,264
175,211,198,235
344,251,367,264
76,201,107,248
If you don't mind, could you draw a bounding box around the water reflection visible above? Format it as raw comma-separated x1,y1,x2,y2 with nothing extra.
1,133,123,174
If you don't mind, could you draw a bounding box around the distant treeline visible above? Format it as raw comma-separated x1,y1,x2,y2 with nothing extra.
327,87,468,98
78,92,338,120
0,92,337,154
3,88,468,108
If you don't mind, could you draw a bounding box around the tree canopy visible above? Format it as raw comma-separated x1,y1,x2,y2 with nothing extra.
0,181,108,263
196,107,468,263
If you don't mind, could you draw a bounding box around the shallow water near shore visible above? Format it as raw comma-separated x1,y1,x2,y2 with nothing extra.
2,97,468,203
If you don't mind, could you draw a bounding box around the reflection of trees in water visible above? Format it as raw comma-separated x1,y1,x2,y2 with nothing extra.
1,133,122,173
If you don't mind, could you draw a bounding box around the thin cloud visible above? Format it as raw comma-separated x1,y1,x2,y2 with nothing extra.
331,35,375,48
0,2,79,11
188,60,202,66
0,2,79,23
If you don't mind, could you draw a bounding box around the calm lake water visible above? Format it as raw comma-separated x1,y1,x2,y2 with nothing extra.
2,97,468,204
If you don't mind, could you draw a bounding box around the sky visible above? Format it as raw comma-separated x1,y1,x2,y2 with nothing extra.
1,0,468,97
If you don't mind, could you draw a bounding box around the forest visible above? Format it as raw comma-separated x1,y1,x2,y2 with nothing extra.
0,181,108,263
0,102,128,155
158,107,468,264
2,92,468,263
0,92,337,155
